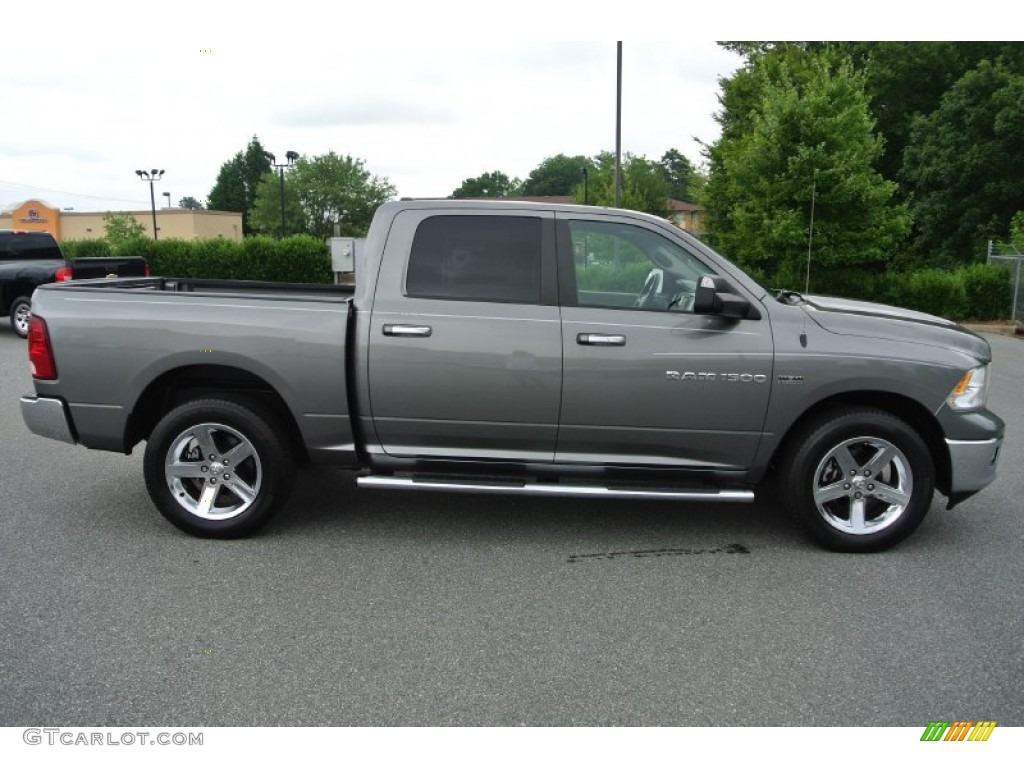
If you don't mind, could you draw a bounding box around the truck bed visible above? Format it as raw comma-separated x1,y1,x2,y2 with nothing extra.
28,276,356,464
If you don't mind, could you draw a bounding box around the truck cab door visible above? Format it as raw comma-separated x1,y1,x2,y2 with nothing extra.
366,209,562,463
555,213,773,470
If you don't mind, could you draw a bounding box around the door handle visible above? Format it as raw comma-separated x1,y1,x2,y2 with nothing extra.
383,324,432,337
576,333,626,346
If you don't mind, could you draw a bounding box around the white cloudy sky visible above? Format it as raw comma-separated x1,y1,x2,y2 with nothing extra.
0,2,990,213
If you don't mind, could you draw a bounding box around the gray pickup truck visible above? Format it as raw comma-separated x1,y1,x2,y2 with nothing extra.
20,200,1004,551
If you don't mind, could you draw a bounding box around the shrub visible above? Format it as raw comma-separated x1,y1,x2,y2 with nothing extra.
60,235,331,283
62,239,112,259
892,268,968,320
808,267,883,302
272,235,333,284
112,235,156,260
960,262,1012,320
145,239,198,277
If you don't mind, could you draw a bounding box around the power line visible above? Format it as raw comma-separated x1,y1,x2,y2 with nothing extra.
0,178,148,206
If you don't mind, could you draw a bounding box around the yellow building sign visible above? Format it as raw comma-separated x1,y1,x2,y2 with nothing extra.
9,199,61,239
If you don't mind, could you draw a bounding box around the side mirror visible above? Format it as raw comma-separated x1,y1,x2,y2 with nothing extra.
692,274,757,319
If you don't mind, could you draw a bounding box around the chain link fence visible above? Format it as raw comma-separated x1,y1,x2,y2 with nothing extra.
987,241,1023,322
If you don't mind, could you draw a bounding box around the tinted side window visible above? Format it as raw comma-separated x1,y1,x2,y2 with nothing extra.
407,216,541,303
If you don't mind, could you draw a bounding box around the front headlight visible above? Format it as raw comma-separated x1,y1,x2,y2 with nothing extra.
947,365,989,411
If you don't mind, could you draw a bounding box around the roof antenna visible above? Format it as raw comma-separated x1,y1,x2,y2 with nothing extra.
805,169,817,294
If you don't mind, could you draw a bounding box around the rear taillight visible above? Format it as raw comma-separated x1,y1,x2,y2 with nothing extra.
144,263,150,277
55,266,73,282
28,316,58,380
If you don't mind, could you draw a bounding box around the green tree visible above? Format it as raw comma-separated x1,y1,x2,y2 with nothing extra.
704,50,909,288
575,152,672,216
178,196,204,210
839,42,1024,184
521,154,593,196
703,44,827,246
208,136,272,235
658,148,697,202
711,44,818,148
250,151,396,239
103,212,147,245
208,157,245,218
250,171,305,238
901,60,1024,265
721,42,1024,187
1011,211,1024,248
451,171,519,198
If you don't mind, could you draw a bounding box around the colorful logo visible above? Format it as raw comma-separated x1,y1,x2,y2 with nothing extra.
920,721,997,741
19,208,47,224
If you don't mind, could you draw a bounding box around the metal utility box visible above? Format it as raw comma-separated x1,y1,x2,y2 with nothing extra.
329,237,366,286
330,237,356,273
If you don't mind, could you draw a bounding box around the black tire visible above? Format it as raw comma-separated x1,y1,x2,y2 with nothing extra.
10,296,32,339
777,407,935,552
143,398,295,538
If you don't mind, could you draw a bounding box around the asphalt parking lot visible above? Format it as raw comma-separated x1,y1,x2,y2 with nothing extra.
1,325,1021,726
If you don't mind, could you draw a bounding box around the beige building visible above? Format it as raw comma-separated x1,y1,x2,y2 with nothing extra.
666,199,705,235
0,199,242,241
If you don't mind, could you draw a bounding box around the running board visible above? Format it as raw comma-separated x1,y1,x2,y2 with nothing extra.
357,476,755,502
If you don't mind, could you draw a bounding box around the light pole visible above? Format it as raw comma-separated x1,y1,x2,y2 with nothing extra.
135,169,165,239
263,150,299,238
162,191,171,209
581,166,589,205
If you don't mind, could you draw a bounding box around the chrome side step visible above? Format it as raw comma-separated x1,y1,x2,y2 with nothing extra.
357,475,755,502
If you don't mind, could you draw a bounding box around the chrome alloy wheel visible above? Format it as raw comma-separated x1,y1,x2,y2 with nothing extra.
13,302,31,337
811,436,913,535
164,422,262,520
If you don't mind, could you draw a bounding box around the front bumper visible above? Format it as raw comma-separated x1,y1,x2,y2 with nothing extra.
20,394,77,444
945,437,1002,508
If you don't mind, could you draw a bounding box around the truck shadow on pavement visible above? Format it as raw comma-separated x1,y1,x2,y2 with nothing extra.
265,466,803,553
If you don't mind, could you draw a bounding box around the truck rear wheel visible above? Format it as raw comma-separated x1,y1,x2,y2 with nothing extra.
777,407,935,552
10,296,32,338
143,398,295,538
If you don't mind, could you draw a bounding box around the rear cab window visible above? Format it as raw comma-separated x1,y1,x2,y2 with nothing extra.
0,231,63,260
406,216,543,304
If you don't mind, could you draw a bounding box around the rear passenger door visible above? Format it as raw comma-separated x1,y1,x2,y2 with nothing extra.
367,209,562,462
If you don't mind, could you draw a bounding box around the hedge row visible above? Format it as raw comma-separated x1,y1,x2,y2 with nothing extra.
62,236,1013,321
741,262,1012,321
62,235,333,284
838,263,1010,321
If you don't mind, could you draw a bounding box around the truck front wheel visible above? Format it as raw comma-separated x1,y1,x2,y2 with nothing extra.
778,407,935,552
10,296,32,338
143,398,295,538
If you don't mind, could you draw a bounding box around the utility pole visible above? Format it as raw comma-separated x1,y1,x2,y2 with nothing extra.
615,41,623,208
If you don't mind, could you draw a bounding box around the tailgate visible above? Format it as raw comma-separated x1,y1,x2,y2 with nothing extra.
71,257,148,279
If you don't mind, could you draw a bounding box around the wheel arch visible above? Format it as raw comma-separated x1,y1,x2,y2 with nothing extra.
1,282,36,315
124,364,309,463
768,391,950,497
